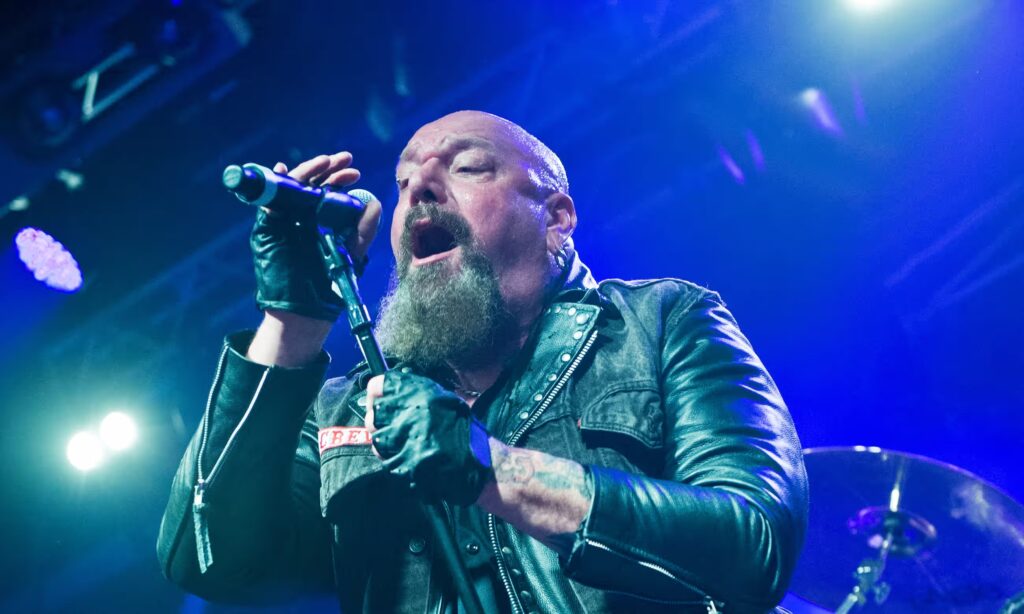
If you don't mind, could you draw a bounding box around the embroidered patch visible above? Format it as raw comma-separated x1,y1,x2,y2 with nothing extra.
319,427,372,452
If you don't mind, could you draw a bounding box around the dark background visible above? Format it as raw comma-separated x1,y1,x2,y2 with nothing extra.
0,0,1021,611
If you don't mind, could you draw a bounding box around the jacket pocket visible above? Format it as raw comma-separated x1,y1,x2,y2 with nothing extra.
579,379,664,448
577,380,664,475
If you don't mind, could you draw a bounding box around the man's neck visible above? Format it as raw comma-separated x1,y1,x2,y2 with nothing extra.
453,260,562,403
449,309,539,404
450,362,506,407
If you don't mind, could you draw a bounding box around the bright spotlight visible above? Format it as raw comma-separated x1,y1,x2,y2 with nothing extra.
799,88,843,136
67,431,105,471
14,227,83,292
844,0,894,14
99,411,138,451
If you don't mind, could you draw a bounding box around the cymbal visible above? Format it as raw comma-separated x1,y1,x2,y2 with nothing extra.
788,446,1024,613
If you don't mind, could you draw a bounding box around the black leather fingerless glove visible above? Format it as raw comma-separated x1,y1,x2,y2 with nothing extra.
372,371,495,505
250,207,344,322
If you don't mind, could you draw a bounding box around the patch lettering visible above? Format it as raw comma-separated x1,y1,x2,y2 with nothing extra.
319,427,372,453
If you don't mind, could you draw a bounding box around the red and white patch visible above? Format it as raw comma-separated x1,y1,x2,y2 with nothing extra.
319,427,372,453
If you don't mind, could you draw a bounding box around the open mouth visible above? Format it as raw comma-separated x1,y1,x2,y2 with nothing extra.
410,219,459,261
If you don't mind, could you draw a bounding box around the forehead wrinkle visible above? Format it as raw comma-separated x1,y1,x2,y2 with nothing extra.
396,112,568,194
396,135,500,178
400,134,496,163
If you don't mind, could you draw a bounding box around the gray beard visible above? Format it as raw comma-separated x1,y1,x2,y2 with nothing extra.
375,210,516,371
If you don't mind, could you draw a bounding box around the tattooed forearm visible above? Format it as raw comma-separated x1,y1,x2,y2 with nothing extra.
492,444,535,484
491,440,591,499
533,466,593,500
477,438,594,550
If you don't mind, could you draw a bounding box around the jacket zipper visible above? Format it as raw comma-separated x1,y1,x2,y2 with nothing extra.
192,347,271,573
582,539,723,611
488,329,599,614
487,515,520,614
436,501,454,614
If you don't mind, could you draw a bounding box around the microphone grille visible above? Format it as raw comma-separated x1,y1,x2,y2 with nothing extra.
346,189,377,206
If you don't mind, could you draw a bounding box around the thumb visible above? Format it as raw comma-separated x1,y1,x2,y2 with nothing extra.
346,192,382,262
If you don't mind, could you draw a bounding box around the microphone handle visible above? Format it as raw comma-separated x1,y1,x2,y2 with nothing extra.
222,163,366,233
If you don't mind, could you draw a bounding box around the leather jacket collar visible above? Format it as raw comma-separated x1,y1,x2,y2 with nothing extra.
551,251,620,318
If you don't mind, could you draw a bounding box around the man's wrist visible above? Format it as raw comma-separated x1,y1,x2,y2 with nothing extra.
246,310,333,367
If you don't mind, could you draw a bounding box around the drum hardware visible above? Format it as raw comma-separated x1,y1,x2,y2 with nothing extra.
788,447,1024,613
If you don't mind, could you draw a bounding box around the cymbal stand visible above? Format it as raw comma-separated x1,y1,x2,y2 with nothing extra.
834,538,893,613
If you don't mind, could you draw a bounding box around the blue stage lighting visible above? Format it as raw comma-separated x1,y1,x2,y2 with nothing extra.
844,0,894,13
67,431,105,472
99,411,138,452
799,88,844,136
716,145,746,185
14,227,83,292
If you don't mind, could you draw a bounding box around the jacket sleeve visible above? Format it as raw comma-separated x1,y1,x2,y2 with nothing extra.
562,293,809,611
156,332,335,604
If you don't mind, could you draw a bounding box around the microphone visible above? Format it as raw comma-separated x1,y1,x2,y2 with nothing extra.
222,163,375,232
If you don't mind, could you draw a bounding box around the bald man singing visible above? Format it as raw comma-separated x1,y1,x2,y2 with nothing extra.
158,111,808,613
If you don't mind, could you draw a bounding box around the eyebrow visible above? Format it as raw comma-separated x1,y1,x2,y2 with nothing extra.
399,135,497,163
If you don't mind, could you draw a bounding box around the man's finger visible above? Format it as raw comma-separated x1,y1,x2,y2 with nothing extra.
365,374,385,459
288,154,332,182
327,151,354,168
366,375,385,416
364,403,375,433
322,167,361,187
347,194,382,262
364,406,382,460
307,151,354,185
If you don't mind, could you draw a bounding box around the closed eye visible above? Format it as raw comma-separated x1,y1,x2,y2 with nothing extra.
456,165,494,174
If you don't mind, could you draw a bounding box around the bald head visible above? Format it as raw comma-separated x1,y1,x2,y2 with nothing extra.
409,110,569,197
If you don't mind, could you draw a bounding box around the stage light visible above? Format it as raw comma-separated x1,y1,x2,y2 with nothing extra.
799,88,843,136
55,169,84,192
99,412,138,452
716,145,746,185
843,0,894,14
745,130,766,171
67,431,105,472
14,227,83,292
15,79,80,150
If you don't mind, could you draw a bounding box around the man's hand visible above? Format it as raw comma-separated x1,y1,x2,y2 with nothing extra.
270,153,380,264
364,371,494,505
251,152,380,321
366,372,592,555
246,152,381,367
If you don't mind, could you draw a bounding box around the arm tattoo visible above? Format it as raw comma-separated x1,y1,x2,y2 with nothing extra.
533,466,591,501
493,445,591,501
481,441,593,545
493,445,535,484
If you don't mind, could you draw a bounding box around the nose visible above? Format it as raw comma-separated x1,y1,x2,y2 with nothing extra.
405,158,447,207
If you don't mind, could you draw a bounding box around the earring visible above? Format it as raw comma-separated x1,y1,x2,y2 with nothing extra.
553,245,569,269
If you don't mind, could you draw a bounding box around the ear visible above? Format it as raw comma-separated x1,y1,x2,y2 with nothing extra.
543,192,576,254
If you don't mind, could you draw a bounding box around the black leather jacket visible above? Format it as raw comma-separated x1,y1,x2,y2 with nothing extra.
157,257,808,613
